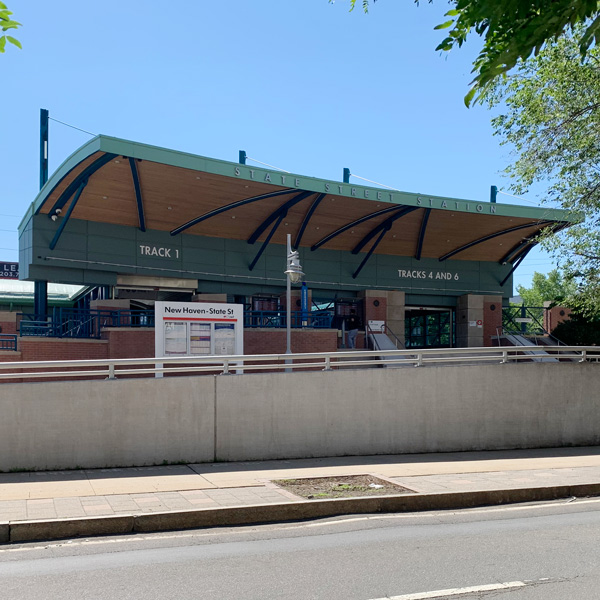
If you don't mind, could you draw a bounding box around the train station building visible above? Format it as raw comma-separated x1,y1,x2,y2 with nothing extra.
1,135,571,361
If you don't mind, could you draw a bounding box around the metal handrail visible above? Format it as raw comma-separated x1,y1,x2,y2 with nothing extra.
365,322,406,350
0,345,598,383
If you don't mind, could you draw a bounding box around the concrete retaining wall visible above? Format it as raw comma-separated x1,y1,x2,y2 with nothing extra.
0,376,215,471
0,363,598,470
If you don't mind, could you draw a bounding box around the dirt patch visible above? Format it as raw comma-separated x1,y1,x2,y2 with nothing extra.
273,474,415,500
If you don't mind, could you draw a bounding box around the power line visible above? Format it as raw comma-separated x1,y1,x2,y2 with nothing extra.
49,117,96,137
245,157,290,173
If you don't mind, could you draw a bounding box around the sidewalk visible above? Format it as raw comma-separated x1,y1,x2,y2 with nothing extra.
2,446,600,542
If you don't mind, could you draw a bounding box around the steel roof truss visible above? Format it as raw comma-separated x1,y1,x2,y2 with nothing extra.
170,188,295,236
248,212,286,271
128,158,146,232
46,153,117,217
500,245,535,287
439,221,558,262
247,191,314,245
294,193,326,249
49,178,88,251
352,206,419,255
352,227,389,279
415,208,432,260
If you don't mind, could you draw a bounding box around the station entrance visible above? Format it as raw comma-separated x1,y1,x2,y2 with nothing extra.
405,307,454,349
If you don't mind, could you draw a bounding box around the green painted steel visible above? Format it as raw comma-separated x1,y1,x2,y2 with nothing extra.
21,135,572,235
21,215,514,301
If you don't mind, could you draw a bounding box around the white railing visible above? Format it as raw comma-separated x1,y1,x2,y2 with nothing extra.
0,345,598,383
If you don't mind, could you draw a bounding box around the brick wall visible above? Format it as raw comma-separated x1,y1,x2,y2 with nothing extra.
0,311,17,335
244,329,338,355
19,338,109,362
544,305,572,334
483,299,503,347
102,328,155,359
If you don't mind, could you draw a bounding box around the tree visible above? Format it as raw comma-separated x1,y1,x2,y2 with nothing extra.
485,33,600,316
516,270,577,307
340,1,600,105
0,2,21,53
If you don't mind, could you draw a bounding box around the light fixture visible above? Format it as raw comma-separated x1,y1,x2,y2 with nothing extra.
285,247,304,284
284,234,304,369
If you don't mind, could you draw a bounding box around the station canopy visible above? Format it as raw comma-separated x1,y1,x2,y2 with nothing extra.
26,136,572,274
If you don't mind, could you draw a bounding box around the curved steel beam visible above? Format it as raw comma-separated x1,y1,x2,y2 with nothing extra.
352,227,389,279
49,178,88,250
248,212,286,271
294,193,326,249
247,191,314,244
128,158,146,232
311,204,411,252
48,152,117,216
170,188,295,236
438,221,556,262
415,208,432,260
500,245,536,287
352,206,419,255
499,222,568,265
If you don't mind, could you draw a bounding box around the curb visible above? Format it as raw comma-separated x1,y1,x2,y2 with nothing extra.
4,482,600,544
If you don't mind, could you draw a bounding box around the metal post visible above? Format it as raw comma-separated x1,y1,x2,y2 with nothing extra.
490,185,497,203
285,234,293,372
343,168,351,183
40,109,49,189
35,109,50,317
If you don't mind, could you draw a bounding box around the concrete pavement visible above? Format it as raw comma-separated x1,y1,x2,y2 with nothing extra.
3,446,600,543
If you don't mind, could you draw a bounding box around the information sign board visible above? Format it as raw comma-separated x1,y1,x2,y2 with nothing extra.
155,301,244,360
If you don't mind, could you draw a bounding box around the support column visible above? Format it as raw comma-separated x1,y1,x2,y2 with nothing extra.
34,281,48,317
456,294,484,347
34,109,50,317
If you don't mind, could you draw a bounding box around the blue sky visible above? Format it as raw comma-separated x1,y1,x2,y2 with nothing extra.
1,0,558,292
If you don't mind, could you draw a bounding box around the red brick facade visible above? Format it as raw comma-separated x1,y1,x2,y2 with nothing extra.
483,300,503,347
544,305,572,334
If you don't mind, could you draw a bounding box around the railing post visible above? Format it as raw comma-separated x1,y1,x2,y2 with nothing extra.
222,359,230,375
416,352,423,367
501,350,508,364
580,350,587,363
107,362,116,380
323,355,331,371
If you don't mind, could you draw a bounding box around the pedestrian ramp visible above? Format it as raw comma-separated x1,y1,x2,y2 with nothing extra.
498,334,559,362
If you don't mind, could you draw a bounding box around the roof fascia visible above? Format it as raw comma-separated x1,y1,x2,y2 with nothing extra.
21,135,574,235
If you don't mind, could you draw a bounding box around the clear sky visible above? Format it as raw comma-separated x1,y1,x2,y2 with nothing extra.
1,0,558,292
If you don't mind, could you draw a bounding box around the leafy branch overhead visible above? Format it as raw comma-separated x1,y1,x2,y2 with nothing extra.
0,2,21,54
341,0,600,106
486,32,600,315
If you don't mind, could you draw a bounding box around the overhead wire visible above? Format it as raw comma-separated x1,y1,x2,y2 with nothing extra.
245,157,290,173
48,117,96,137
349,173,398,190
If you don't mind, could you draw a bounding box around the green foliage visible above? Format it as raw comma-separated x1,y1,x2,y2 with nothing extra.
485,34,600,317
0,1,21,53
337,1,600,105
551,312,600,345
516,270,577,307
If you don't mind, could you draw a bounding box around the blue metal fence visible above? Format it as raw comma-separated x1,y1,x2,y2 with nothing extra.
18,307,333,339
244,310,333,329
0,334,17,351
19,309,155,339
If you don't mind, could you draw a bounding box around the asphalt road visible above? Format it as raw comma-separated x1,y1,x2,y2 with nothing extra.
2,498,600,599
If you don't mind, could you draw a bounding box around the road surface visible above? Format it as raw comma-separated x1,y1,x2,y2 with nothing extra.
1,497,600,599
